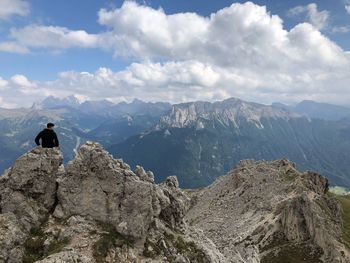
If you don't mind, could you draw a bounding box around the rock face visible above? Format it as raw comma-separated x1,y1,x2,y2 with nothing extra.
0,147,63,262
157,98,301,130
0,213,27,262
186,159,350,263
0,147,62,229
0,142,223,263
54,142,187,242
0,142,349,263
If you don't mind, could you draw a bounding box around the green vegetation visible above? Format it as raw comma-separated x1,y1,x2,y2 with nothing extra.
261,233,322,263
261,243,323,263
143,232,206,263
315,199,333,218
23,227,70,263
47,237,71,255
92,223,134,263
283,170,298,182
334,194,350,248
174,236,206,263
22,228,46,263
143,238,163,258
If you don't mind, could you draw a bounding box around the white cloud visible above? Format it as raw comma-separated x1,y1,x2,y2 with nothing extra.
49,62,224,103
332,26,350,33
0,0,29,20
1,2,350,108
288,3,329,30
11,74,36,89
346,5,350,14
2,54,350,108
98,2,208,59
96,2,344,69
0,77,8,90
9,25,99,50
0,96,17,108
0,41,28,54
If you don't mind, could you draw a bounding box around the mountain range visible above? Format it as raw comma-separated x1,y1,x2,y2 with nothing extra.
272,100,350,121
1,96,350,189
0,97,171,173
110,98,350,188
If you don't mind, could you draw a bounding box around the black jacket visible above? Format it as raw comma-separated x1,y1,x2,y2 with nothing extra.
35,129,59,148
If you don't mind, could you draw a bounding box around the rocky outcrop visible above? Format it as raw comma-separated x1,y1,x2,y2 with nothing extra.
0,213,27,262
0,147,63,262
186,159,350,263
54,142,188,242
0,142,224,263
0,147,63,230
1,143,349,262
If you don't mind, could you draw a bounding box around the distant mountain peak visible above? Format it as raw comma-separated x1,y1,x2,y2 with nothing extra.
272,100,350,121
131,98,145,104
157,97,300,129
32,95,81,110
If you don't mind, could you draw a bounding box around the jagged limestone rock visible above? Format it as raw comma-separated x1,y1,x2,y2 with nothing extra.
0,142,223,262
159,176,188,230
0,213,26,263
54,142,186,242
0,146,63,230
0,147,63,262
1,142,349,262
135,165,155,183
186,159,350,263
163,176,180,188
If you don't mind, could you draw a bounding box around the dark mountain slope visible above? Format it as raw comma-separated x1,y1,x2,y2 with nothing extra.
110,99,350,188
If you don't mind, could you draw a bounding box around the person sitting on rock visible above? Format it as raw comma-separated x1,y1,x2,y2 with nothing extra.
35,122,59,148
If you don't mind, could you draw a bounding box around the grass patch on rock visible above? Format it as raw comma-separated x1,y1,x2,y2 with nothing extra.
22,227,70,263
261,243,323,263
334,194,350,248
92,223,134,263
174,236,206,263
143,232,206,263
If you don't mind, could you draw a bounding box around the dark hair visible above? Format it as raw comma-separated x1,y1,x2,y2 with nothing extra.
47,123,55,128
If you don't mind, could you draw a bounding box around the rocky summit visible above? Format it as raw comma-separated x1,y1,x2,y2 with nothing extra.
186,160,350,263
0,142,349,263
0,142,222,263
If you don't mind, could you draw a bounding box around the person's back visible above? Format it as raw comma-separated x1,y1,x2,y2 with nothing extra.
35,123,59,148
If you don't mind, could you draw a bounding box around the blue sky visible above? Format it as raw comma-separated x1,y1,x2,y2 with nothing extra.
1,0,350,107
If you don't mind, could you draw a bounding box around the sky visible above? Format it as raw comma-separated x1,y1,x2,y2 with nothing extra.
1,0,350,108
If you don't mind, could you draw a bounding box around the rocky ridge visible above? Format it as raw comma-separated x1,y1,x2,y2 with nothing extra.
186,159,350,262
0,142,223,263
0,142,349,262
157,98,301,130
